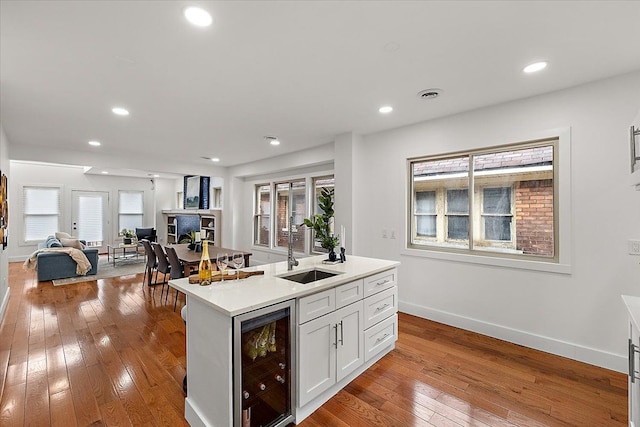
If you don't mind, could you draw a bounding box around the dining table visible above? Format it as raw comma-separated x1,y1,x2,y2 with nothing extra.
169,243,252,278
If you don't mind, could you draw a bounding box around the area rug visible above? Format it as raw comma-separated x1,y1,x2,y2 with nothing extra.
52,258,146,286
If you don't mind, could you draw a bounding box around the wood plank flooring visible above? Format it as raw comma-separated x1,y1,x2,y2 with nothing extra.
0,260,627,426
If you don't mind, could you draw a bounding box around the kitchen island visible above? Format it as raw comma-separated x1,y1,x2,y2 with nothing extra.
169,254,399,427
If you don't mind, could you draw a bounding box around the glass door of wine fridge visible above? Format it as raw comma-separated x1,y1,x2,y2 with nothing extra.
233,299,295,427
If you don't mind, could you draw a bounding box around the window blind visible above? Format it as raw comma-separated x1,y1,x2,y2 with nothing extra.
23,186,60,241
119,191,144,231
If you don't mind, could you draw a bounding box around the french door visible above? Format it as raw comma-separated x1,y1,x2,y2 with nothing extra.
72,191,110,253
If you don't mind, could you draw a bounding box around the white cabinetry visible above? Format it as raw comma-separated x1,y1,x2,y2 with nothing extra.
297,268,398,413
298,300,364,406
622,295,640,427
630,320,640,427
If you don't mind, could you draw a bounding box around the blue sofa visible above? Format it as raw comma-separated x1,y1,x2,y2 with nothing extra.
36,241,99,282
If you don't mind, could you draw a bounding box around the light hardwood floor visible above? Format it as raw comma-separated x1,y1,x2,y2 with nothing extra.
0,260,627,426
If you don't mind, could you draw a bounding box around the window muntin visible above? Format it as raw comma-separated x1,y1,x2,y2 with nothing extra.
253,184,271,247
118,191,144,232
23,186,61,242
410,141,556,260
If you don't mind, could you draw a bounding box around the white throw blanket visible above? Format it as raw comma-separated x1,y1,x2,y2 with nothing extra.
23,247,93,276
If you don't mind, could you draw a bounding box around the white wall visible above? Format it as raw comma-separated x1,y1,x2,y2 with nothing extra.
227,71,640,371
0,124,10,323
354,71,640,371
8,162,158,260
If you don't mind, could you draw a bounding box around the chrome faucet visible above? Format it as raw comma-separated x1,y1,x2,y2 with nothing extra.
288,215,299,271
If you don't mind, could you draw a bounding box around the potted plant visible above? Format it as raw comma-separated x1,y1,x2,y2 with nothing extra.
120,228,135,245
303,188,340,261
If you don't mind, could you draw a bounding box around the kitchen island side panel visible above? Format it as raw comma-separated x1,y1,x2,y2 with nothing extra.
185,296,234,427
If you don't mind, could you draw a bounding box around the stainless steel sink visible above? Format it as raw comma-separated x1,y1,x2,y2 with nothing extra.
279,269,339,284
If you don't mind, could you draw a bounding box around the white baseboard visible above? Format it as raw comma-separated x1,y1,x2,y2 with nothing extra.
0,287,10,324
399,301,626,373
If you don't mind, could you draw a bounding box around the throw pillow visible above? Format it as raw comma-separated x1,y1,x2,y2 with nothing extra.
46,236,62,248
55,231,73,240
60,238,85,250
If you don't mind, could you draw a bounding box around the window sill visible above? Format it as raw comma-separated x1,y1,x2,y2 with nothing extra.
400,246,571,275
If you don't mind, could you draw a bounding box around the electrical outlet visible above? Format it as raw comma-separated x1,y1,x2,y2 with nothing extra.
390,229,396,239
629,239,640,255
382,229,388,239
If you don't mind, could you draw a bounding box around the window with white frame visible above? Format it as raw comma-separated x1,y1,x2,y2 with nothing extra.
23,186,61,242
253,184,271,247
275,180,306,252
253,175,334,254
118,191,144,232
311,176,335,253
409,140,557,260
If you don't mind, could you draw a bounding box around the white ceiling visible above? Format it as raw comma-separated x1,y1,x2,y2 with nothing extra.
1,1,639,176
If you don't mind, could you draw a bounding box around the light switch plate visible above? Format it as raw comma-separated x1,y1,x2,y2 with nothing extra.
629,240,640,255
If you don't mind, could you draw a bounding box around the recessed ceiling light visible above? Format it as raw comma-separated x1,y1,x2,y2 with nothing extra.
111,107,129,116
523,61,548,74
88,140,101,146
153,174,160,178
265,136,280,146
210,157,220,162
184,7,212,27
101,171,109,174
379,106,393,114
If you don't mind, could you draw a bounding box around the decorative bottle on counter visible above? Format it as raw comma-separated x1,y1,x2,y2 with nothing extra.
199,240,212,286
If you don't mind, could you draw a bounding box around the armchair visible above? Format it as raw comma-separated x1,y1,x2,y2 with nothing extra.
135,227,157,242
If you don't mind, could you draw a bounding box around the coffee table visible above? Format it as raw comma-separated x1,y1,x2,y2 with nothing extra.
107,243,140,266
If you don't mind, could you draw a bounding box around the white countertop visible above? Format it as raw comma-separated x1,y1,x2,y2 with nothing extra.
622,295,640,329
168,254,400,317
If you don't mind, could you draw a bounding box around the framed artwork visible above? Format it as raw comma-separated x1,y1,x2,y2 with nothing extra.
184,175,211,209
185,176,201,209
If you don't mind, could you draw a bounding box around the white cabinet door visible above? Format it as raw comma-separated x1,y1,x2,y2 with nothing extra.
336,301,364,382
298,313,336,406
631,321,640,427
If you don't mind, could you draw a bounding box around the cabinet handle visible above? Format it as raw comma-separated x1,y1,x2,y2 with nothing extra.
631,125,640,173
630,339,640,382
376,333,390,343
375,279,390,287
333,324,338,348
339,321,344,346
375,303,390,312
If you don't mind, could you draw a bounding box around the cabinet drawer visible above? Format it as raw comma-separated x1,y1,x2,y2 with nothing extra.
298,288,335,324
364,313,397,362
363,286,397,330
335,279,364,309
364,268,397,297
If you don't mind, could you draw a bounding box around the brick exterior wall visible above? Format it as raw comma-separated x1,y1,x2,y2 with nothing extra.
515,179,554,256
276,194,305,251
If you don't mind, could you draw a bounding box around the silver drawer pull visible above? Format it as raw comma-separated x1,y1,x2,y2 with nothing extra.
375,279,390,286
376,333,390,343
375,303,390,312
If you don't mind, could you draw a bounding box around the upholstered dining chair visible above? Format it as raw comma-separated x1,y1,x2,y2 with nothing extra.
140,239,157,291
151,242,171,302
165,246,186,310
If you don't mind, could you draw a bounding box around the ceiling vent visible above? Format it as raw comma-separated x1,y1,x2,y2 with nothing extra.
417,88,442,100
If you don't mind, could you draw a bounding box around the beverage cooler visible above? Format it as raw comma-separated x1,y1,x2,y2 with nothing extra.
233,300,296,427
